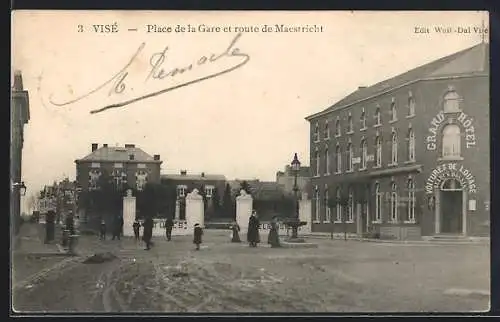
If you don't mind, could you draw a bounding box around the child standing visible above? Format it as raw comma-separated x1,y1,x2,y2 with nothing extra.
132,220,141,241
193,223,203,250
100,219,107,240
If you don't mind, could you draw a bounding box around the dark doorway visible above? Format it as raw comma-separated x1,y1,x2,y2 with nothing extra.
440,190,463,234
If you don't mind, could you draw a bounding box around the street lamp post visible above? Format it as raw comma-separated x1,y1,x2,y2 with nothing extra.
291,153,301,239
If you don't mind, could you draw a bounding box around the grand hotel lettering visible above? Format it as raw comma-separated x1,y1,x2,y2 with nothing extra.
425,111,476,150
425,163,477,195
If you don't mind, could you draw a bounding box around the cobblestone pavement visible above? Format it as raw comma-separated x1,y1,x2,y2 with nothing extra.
12,229,490,313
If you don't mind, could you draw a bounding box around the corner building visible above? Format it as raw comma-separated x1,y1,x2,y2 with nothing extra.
305,43,489,239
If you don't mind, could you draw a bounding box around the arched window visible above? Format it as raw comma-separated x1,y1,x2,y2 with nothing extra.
375,107,381,126
324,120,330,139
390,182,398,222
348,114,353,133
376,136,382,167
443,90,460,113
408,128,415,161
391,131,398,165
313,123,320,141
360,139,368,169
360,110,367,129
390,101,397,121
336,187,342,222
89,169,102,191
347,143,353,171
324,186,331,223
315,148,321,176
407,179,415,222
375,183,382,222
111,169,127,190
325,146,330,175
335,118,341,136
408,95,416,116
348,187,354,222
314,186,320,222
335,144,342,173
136,170,148,191
442,124,461,158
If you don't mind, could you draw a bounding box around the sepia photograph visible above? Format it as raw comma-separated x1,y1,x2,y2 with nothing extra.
10,10,490,314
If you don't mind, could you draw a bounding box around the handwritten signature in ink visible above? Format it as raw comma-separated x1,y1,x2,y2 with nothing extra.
48,33,250,114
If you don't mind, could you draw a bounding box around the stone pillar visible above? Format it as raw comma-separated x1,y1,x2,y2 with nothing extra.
122,189,136,237
186,189,204,230
236,190,253,236
299,192,312,234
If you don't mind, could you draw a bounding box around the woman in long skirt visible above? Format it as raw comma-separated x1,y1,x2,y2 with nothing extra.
267,216,281,248
230,221,241,242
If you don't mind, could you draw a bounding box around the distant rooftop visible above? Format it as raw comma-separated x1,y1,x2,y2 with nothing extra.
161,171,226,181
77,143,161,163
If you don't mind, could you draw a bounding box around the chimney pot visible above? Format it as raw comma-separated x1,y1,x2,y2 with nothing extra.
13,71,24,91
91,143,98,152
129,154,135,160
154,154,160,161
180,170,187,175
103,144,108,148
358,86,367,90
201,172,205,177
125,144,135,148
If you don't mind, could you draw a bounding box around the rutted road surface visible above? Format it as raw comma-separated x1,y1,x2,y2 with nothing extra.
12,232,490,313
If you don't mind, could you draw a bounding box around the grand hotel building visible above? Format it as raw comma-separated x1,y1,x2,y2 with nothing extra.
305,42,489,239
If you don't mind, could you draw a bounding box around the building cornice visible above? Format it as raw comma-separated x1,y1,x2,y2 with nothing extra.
75,159,162,164
305,73,489,122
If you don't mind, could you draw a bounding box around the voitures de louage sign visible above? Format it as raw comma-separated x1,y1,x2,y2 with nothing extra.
426,111,476,150
425,163,477,194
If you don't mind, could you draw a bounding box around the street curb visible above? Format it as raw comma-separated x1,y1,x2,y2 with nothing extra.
302,234,490,245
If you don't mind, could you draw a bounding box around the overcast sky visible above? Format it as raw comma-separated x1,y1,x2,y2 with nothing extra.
12,10,487,208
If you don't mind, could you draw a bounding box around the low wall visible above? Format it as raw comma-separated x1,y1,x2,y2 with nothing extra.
379,225,422,240
124,219,190,237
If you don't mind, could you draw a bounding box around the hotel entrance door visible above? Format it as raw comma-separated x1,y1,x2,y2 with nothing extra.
440,179,463,234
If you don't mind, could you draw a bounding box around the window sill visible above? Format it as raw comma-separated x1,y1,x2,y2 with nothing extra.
388,221,399,224
335,134,341,138
443,109,462,114
324,137,330,141
346,131,354,135
438,156,464,161
345,221,354,224
404,160,416,165
312,176,321,179
371,220,382,224
313,139,320,144
359,167,368,172
388,163,398,167
404,220,417,224
335,171,342,175
406,114,415,119
333,221,343,224
322,221,331,224
389,119,398,124
373,165,382,169
360,127,367,132
313,220,321,224
346,170,354,174
373,124,382,128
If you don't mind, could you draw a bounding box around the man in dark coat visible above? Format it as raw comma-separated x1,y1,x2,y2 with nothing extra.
112,215,123,240
142,216,154,250
247,211,260,247
267,216,281,248
193,223,203,250
165,216,174,241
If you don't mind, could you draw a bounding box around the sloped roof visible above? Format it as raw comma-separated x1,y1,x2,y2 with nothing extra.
306,42,489,120
161,173,226,181
78,146,159,163
228,180,286,200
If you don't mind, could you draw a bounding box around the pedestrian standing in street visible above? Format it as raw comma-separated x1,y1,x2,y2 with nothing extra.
230,221,241,243
132,220,141,241
165,216,174,241
112,215,121,240
100,219,107,240
142,216,154,250
267,216,281,248
193,223,203,250
247,210,261,247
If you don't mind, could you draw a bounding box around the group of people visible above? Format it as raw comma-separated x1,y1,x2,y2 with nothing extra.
99,215,124,241
230,211,281,248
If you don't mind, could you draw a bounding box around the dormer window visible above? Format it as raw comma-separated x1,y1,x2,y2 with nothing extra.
335,118,341,137
390,99,397,122
443,89,461,113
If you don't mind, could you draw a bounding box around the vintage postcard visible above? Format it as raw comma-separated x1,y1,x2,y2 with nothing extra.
11,10,490,313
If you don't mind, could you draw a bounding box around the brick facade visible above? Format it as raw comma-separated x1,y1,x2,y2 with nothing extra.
305,43,489,239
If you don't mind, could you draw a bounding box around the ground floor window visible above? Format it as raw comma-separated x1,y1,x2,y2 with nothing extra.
348,187,354,222
390,182,398,222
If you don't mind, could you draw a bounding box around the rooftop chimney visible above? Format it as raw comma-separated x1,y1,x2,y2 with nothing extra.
358,86,367,90
103,144,108,148
201,172,205,177
153,154,160,161
91,143,98,152
180,170,187,176
13,70,24,91
125,144,135,148
129,154,135,160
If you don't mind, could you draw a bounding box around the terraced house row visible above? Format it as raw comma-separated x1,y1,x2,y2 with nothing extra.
305,42,490,240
